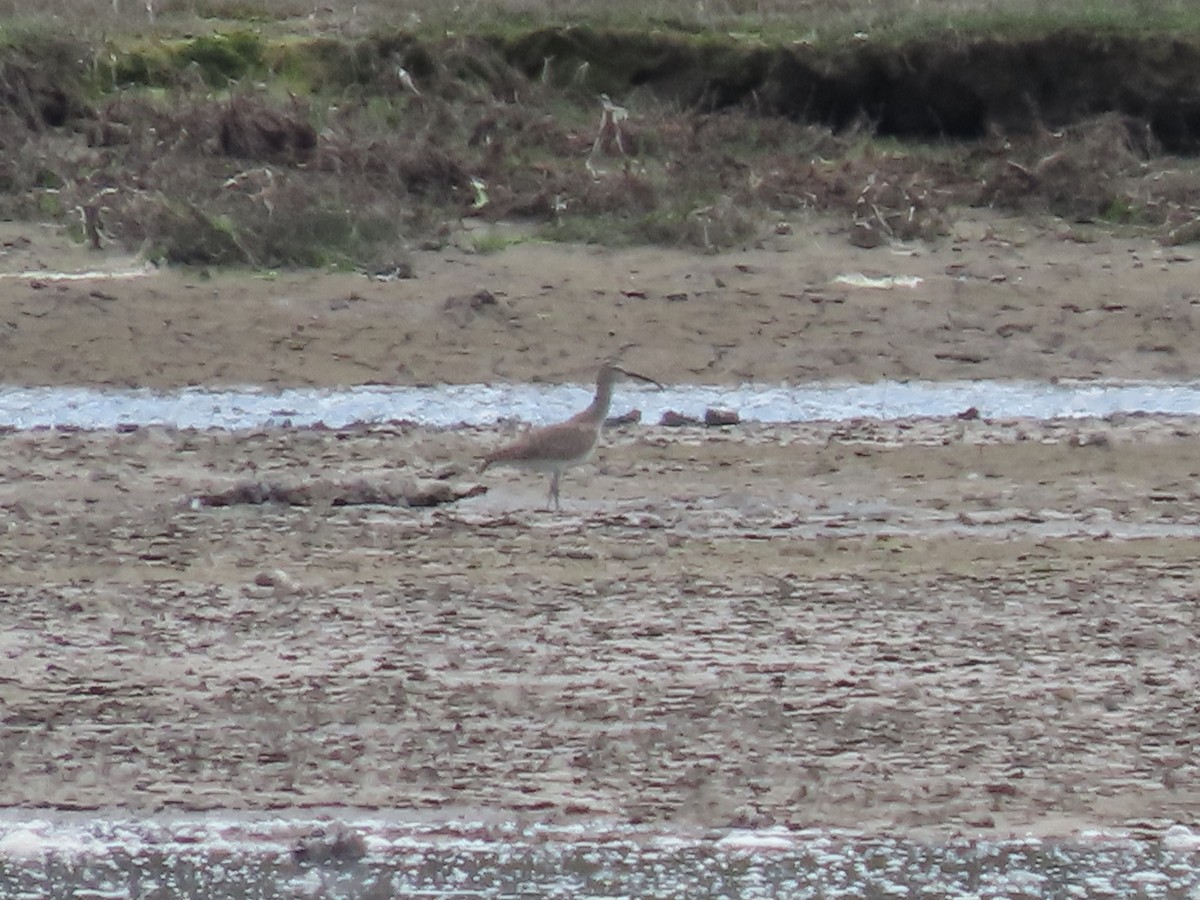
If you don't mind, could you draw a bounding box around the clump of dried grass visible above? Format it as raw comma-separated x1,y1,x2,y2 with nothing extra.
978,113,1158,221
6,84,480,265
218,96,316,164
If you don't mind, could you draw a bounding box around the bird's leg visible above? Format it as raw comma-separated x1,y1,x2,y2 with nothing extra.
549,471,561,511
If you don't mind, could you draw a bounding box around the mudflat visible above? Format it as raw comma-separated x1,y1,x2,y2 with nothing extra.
2,213,1199,838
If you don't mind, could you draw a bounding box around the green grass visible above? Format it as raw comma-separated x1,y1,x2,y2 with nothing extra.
5,0,1200,47
770,0,1200,47
466,228,530,254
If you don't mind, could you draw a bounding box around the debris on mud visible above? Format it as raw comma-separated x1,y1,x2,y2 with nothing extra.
292,824,369,866
193,476,486,508
659,410,703,426
704,407,741,426
442,288,500,326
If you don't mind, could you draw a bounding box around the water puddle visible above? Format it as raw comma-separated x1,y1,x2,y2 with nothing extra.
1,816,1198,899
3,380,1200,430
833,271,924,289
0,263,157,281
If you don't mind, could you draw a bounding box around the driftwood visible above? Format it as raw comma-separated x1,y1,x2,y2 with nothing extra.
194,476,486,509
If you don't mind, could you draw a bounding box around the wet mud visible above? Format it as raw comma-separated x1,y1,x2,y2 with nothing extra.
2,214,1200,842
3,413,1200,838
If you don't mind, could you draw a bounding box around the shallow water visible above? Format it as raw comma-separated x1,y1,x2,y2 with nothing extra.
4,379,1200,430
3,817,1200,899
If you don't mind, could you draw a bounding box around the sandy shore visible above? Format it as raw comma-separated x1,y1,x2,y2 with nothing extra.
2,213,1198,389
2,213,1199,838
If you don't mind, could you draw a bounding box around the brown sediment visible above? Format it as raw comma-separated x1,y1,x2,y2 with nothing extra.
2,215,1200,837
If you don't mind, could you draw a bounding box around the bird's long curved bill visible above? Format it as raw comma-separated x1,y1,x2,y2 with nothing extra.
614,367,663,389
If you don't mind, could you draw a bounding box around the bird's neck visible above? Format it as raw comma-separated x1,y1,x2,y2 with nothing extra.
573,380,614,427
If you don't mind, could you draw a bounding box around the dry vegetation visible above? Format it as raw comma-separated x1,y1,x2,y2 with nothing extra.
1,1,1200,266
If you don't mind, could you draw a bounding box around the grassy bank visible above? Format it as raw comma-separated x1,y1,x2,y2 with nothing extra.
1,2,1199,267
5,0,1200,44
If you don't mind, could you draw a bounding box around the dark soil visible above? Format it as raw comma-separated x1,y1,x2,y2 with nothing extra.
508,27,1200,150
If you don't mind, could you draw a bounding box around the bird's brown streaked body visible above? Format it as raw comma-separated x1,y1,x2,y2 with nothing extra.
480,363,661,510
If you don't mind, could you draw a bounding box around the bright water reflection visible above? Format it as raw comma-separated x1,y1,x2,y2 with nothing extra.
2,818,1199,900
3,380,1200,430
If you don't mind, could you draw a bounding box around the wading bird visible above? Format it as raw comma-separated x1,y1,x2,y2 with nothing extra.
480,363,661,510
